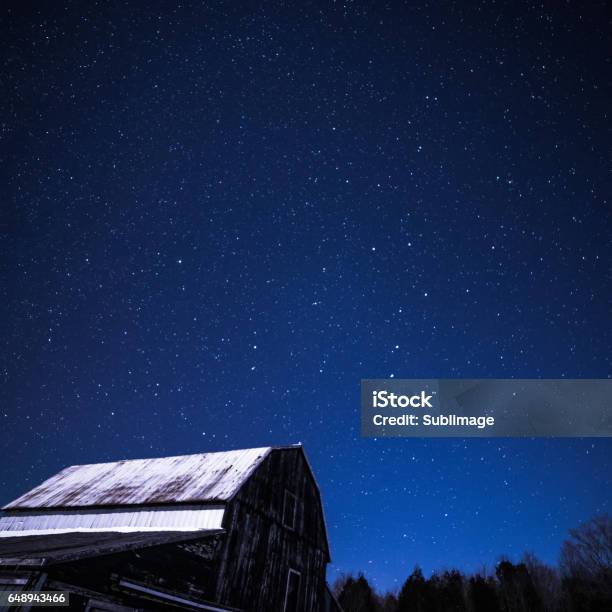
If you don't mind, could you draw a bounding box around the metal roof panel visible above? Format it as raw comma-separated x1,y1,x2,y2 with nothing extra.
4,447,272,509
0,504,225,535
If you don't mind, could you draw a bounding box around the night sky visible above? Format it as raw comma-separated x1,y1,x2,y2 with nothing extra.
2,1,611,593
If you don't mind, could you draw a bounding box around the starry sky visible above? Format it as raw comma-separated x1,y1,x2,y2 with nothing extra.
2,0,611,593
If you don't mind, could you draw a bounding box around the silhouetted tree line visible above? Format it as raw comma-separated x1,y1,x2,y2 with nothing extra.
333,514,611,612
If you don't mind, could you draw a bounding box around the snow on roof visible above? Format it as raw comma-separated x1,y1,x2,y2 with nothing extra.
4,447,273,510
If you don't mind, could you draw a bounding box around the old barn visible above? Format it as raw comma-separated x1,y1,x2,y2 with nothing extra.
0,444,342,611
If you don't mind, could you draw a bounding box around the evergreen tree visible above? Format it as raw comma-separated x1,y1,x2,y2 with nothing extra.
435,570,466,611
338,572,379,612
397,566,433,612
496,560,542,612
378,592,398,612
468,575,500,612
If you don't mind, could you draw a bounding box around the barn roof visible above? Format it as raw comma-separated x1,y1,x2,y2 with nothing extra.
1,444,331,563
4,447,273,510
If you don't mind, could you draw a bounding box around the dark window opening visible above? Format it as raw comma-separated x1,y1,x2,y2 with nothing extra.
283,490,297,529
284,569,301,612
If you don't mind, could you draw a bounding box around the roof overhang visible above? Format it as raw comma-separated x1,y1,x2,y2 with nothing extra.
0,529,223,567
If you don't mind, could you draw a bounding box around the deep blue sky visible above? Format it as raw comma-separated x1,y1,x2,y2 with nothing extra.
2,1,611,592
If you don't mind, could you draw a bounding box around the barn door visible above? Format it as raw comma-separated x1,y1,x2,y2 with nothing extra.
283,568,301,612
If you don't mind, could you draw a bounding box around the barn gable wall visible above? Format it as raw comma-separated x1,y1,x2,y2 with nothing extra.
214,448,328,611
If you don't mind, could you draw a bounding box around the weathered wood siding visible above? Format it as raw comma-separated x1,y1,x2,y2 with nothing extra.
214,448,329,611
